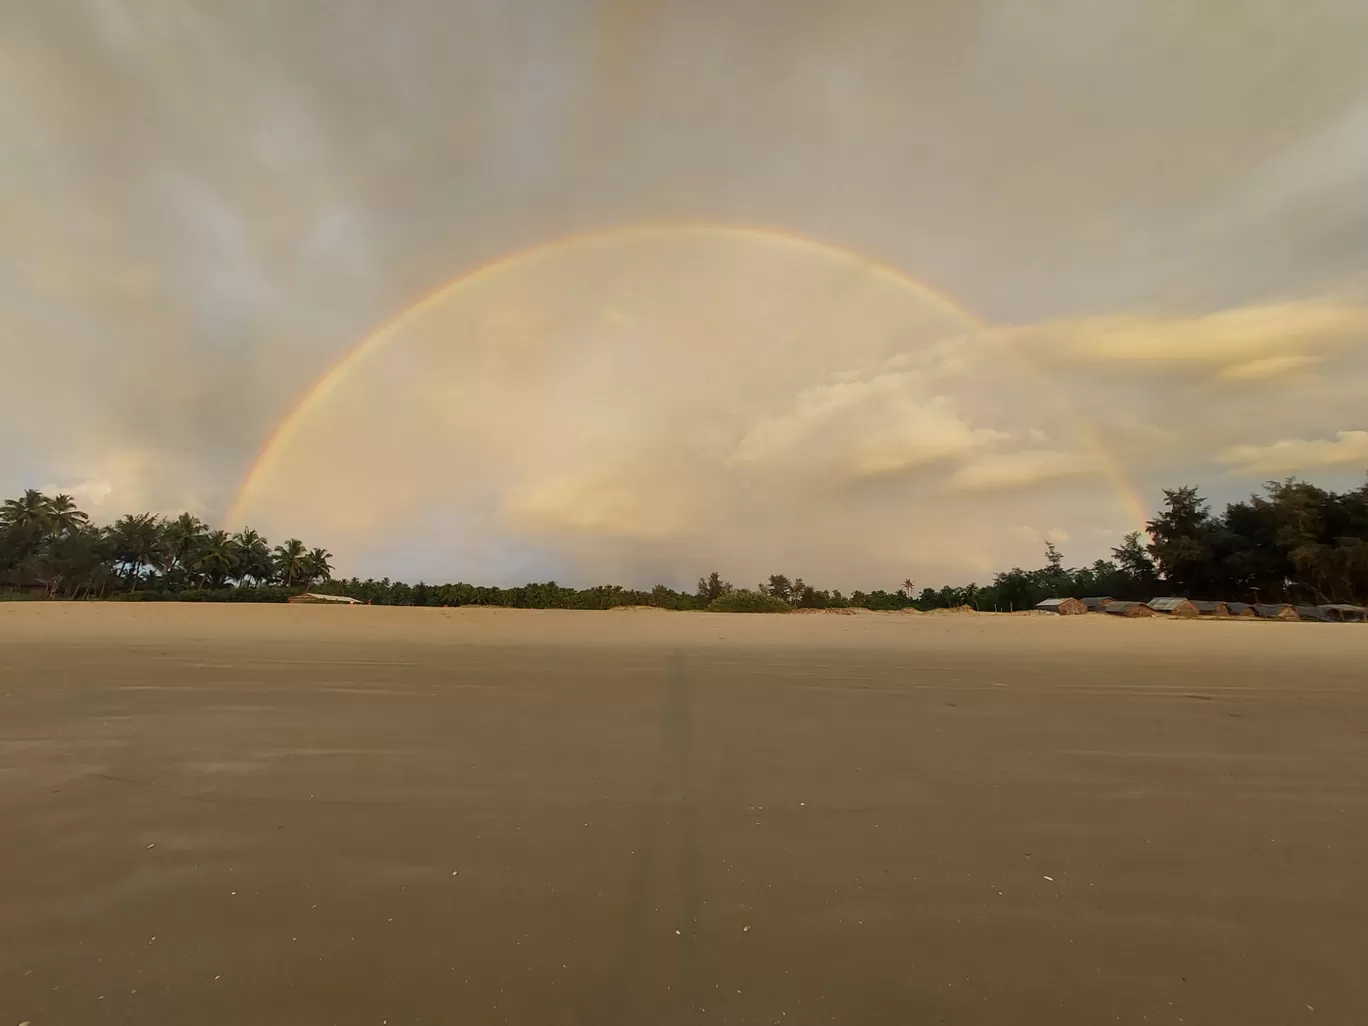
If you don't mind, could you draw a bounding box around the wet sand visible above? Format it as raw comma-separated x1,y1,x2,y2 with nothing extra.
2,603,1366,1025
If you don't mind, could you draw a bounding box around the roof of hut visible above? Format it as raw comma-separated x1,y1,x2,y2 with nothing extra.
1148,597,1198,614
1103,601,1154,616
1252,603,1299,619
1036,597,1087,615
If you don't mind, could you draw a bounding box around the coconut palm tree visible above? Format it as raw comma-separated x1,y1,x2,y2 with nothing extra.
273,538,309,588
1,489,52,533
232,528,273,585
1,491,52,575
192,530,239,588
28,525,110,598
47,494,89,535
21,549,64,598
107,512,164,588
302,548,334,588
59,526,115,599
161,512,208,574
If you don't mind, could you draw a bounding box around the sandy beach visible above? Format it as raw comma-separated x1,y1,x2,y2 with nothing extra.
2,603,1365,1025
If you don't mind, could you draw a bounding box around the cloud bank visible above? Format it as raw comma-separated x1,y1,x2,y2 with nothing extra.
1220,431,1368,477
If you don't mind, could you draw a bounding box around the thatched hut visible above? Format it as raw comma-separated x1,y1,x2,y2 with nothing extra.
1036,597,1087,615
1225,602,1256,617
1295,605,1333,622
1103,601,1155,617
1252,603,1299,621
1081,596,1114,612
1148,597,1199,617
1321,604,1367,623
1190,600,1229,617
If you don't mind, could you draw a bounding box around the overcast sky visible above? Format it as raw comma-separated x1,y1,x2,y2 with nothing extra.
3,1,1367,588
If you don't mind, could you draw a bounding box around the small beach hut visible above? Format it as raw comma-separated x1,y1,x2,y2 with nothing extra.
1148,597,1199,617
1225,602,1256,617
1252,603,1299,621
1081,596,1114,612
1036,597,1087,615
1295,605,1333,622
1190,600,1229,617
1103,601,1155,617
1320,604,1367,623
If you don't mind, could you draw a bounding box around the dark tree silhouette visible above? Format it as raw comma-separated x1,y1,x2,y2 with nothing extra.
4,475,1367,607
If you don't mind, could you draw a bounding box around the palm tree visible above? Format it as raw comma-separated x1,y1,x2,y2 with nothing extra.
1,491,53,572
302,548,334,588
232,528,273,585
903,578,915,599
31,525,109,598
21,549,64,598
59,526,114,599
273,538,309,588
107,513,164,589
47,494,90,535
192,530,239,588
1,489,52,533
161,512,208,574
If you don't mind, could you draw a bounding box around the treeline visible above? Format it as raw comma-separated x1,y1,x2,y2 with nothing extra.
913,477,1368,610
0,490,334,599
309,573,890,611
4,476,1366,608
305,540,1164,612
1144,479,1368,605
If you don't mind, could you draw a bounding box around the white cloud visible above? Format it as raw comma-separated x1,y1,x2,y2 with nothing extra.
733,372,1002,479
38,480,113,508
1219,430,1368,476
1219,354,1325,381
947,449,1095,493
1004,296,1368,378
36,450,210,524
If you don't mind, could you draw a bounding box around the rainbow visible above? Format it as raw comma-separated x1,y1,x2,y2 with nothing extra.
227,221,1149,530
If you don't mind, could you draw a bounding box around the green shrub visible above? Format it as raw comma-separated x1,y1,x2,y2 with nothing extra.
108,586,296,603
705,589,792,613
